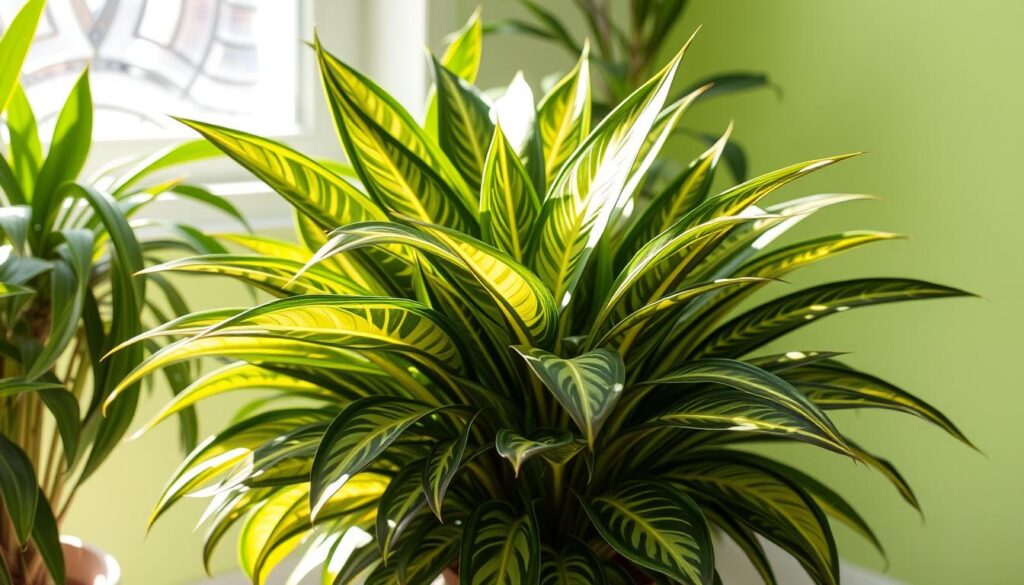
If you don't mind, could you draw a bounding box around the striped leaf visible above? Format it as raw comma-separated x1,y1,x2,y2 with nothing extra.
495,428,580,475
176,118,385,229
415,221,558,346
433,55,495,188
644,359,847,453
539,541,606,585
593,277,765,352
424,7,483,134
150,409,333,527
783,362,971,445
529,48,682,309
422,413,477,520
376,460,428,563
140,254,369,296
595,213,761,336
132,362,336,437
648,386,849,454
582,480,713,585
199,295,464,372
317,41,477,231
392,521,462,584
617,126,731,265
536,47,591,188
616,86,709,222
750,455,885,557
739,231,902,280
480,124,541,260
110,333,401,405
309,397,452,519
440,7,482,83
460,501,540,585
666,452,839,585
698,279,972,358
513,347,625,448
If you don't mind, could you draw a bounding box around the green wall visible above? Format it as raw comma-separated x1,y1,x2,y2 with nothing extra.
63,1,1020,584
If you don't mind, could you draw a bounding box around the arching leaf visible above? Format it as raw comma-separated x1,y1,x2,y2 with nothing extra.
698,279,972,358
666,452,839,585
175,118,386,229
582,480,713,585
310,397,454,519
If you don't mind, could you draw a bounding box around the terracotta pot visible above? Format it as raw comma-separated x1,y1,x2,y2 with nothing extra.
61,536,121,585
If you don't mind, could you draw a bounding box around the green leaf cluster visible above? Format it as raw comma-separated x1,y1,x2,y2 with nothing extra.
123,9,972,585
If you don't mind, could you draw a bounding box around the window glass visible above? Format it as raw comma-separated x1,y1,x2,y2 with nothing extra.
0,0,300,139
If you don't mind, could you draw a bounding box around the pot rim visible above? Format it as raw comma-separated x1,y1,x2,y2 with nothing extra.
60,535,121,584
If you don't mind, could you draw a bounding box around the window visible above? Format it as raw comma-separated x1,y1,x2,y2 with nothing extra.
1,0,429,228
0,0,300,139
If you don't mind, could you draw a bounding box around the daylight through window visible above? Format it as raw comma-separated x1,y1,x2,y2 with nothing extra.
0,0,300,139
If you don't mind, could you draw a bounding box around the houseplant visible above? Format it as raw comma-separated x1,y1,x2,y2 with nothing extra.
115,13,971,585
0,1,242,582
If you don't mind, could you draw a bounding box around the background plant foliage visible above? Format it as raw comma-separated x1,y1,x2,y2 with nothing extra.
120,8,971,585
0,1,242,582
485,0,775,182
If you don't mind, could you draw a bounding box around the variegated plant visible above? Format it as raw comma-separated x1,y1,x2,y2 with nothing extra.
117,12,971,585
488,0,774,181
0,1,242,582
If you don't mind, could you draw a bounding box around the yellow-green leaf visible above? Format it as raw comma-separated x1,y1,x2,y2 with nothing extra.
644,358,848,454
582,480,713,585
317,42,477,230
309,397,450,519
140,254,369,297
132,362,336,438
421,413,476,520
536,47,591,188
667,452,838,585
441,8,483,83
432,55,495,188
0,0,44,114
513,347,624,448
697,278,972,358
495,428,581,476
175,118,385,229
480,124,541,260
529,47,684,309
460,501,540,585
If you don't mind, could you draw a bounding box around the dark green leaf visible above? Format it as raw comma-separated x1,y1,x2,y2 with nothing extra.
0,433,38,544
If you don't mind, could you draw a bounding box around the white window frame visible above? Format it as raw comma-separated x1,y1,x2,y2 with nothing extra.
97,0,429,231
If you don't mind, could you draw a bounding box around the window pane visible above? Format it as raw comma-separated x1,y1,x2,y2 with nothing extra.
0,0,300,140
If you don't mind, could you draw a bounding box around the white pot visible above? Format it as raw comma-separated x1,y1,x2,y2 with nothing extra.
61,536,121,585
